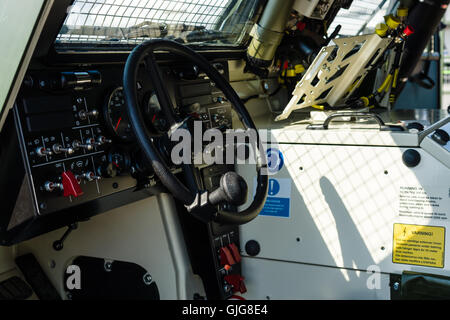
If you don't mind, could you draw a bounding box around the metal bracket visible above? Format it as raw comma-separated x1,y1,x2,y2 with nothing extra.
276,33,392,121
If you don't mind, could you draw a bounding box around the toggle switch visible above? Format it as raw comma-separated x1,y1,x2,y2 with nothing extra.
81,171,101,181
72,140,94,151
85,137,96,146
36,147,52,157
44,181,63,192
95,136,112,146
224,274,247,294
61,171,83,197
78,109,99,120
52,144,75,155
219,246,236,266
228,243,241,263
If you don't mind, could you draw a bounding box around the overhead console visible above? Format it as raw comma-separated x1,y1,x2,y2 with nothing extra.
6,60,233,243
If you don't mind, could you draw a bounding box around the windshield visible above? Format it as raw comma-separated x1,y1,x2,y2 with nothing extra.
55,0,262,50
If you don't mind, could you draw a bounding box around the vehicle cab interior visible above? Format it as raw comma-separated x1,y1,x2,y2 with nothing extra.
0,0,449,301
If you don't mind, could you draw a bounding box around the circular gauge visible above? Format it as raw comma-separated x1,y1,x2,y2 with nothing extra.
107,147,131,175
144,92,169,133
104,87,134,141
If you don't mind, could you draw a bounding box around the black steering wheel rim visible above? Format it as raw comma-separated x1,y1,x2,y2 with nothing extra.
123,39,268,225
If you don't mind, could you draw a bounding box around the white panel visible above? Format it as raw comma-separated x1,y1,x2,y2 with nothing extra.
0,0,46,115
270,125,419,146
17,195,180,299
241,257,390,300
239,144,450,278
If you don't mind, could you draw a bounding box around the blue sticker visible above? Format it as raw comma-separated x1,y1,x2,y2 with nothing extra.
268,179,280,196
267,148,284,173
259,178,291,218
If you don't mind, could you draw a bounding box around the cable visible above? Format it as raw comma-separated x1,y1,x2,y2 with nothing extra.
241,85,282,104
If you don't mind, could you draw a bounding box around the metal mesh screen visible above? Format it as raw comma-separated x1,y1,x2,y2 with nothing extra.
328,0,389,36
56,0,259,47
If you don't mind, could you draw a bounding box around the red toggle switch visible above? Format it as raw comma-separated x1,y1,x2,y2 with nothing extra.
228,243,241,263
62,171,84,198
224,274,247,294
219,246,236,266
403,25,414,37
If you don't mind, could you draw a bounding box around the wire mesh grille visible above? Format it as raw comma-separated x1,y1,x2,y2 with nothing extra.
56,0,258,47
328,0,389,36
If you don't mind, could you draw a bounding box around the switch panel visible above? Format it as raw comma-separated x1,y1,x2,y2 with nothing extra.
14,92,137,216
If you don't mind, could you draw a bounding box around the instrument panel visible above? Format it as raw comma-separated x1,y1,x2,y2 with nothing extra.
13,62,233,220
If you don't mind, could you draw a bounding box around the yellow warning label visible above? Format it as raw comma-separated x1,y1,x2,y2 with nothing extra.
393,224,445,268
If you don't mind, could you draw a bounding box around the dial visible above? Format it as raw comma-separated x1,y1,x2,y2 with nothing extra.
107,147,131,175
104,87,134,141
144,92,169,133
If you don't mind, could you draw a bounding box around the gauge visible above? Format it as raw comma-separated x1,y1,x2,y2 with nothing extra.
104,87,134,141
107,147,131,175
144,92,169,133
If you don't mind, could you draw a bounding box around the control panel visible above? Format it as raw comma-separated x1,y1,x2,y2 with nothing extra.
202,165,244,299
13,63,234,221
211,226,246,298
177,76,233,129
14,91,137,216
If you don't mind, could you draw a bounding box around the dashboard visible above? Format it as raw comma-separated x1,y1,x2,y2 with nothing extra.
2,56,249,299
11,60,233,228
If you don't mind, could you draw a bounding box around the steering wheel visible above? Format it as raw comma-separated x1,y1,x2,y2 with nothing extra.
123,39,268,225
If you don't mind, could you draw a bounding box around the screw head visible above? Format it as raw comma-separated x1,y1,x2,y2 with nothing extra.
104,261,113,272
143,273,152,285
48,260,56,269
393,282,400,291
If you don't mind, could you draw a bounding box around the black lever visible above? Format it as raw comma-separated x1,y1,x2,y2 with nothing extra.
53,223,78,251
208,171,248,206
186,172,249,223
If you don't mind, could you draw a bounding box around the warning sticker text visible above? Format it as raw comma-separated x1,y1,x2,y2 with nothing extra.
393,224,445,268
398,186,448,220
